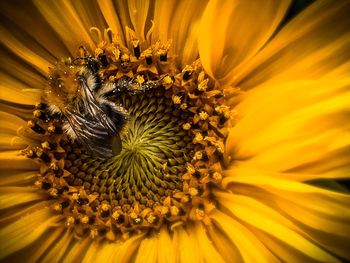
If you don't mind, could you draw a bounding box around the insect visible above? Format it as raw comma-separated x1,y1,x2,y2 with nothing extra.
45,54,162,159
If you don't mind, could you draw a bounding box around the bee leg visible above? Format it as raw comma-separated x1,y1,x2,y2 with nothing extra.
111,134,122,155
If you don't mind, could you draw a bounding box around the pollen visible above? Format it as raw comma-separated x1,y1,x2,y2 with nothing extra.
172,95,181,104
199,111,209,120
23,30,236,241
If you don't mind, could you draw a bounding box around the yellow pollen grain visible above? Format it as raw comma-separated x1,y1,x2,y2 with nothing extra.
180,103,188,110
121,53,130,62
198,79,209,91
33,110,42,118
81,215,89,224
186,164,196,175
195,209,205,219
47,125,56,133
101,203,110,211
132,39,140,48
172,95,181,104
147,215,156,224
194,151,203,160
198,71,206,82
199,111,209,120
50,162,59,170
95,47,103,57
189,187,198,196
212,172,222,181
112,211,120,220
162,75,173,88
161,206,169,215
136,75,145,84
66,216,75,226
34,181,42,188
91,228,98,239
170,206,179,216
182,123,191,130
53,203,62,212
130,211,138,219
112,47,120,60
49,188,58,197
71,193,79,200
194,133,203,143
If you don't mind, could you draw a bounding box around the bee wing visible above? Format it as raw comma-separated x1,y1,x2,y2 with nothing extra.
64,78,123,159
65,110,121,158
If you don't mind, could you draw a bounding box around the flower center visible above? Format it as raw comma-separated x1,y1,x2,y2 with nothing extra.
22,28,238,240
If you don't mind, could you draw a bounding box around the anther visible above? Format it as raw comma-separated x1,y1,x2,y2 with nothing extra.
36,148,51,163
27,120,45,134
132,40,141,58
172,95,181,105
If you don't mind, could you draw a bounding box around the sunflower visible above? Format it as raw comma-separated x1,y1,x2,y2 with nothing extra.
1,0,350,262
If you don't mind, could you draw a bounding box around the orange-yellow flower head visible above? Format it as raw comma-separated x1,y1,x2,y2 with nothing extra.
0,0,350,262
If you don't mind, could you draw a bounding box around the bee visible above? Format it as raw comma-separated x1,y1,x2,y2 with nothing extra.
45,54,162,159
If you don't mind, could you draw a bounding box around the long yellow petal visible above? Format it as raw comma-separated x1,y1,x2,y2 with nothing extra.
211,211,279,263
198,0,291,83
157,227,176,263
135,235,158,263
0,187,45,209
0,208,60,259
226,79,350,175
173,226,202,263
191,223,225,263
235,0,350,87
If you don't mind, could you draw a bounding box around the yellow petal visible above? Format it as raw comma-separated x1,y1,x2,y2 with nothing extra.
206,225,242,262
0,150,38,171
135,235,158,263
167,0,208,68
211,211,279,263
0,1,70,59
27,227,66,263
226,79,350,175
0,187,45,209
0,73,42,105
39,230,73,263
173,226,202,263
0,111,27,134
236,0,350,87
214,191,341,262
198,0,291,83
62,236,92,263
0,208,60,259
0,134,28,150
191,223,225,263
157,227,176,263
33,0,99,53
127,0,151,41
116,234,144,262
0,25,52,75
97,0,127,44
0,171,36,186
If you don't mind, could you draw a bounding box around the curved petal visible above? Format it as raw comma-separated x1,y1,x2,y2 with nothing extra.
0,208,60,259
33,0,105,53
0,187,45,210
215,193,340,262
236,0,350,88
226,79,350,175
211,211,279,262
198,0,291,83
157,227,176,263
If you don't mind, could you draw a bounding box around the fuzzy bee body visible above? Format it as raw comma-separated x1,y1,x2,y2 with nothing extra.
45,56,163,159
46,58,128,159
